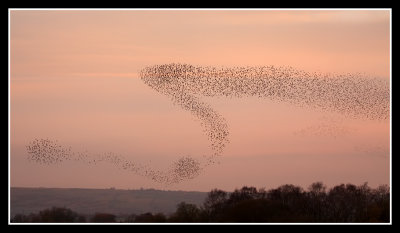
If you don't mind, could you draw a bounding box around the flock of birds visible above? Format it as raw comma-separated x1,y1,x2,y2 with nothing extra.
26,138,202,184
140,63,389,120
293,117,356,139
26,63,390,185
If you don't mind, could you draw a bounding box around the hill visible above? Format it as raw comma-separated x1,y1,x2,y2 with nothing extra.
10,187,207,217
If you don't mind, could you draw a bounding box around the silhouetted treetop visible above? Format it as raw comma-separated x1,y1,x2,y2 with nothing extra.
11,182,390,223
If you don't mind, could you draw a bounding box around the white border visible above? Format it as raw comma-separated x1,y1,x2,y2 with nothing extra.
8,7,11,226
389,7,392,224
7,8,392,11
8,8,392,226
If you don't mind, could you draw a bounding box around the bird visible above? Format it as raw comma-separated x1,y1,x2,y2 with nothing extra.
26,63,389,185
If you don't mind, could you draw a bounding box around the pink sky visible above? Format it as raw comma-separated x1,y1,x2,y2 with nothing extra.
10,9,390,191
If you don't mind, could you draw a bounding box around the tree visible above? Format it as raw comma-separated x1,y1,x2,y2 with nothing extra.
124,214,137,223
10,182,390,223
325,183,369,222
307,182,327,222
38,207,85,223
134,212,166,223
308,182,326,195
152,213,167,222
11,207,86,223
11,214,30,223
368,184,390,222
170,202,200,222
203,189,228,221
228,186,259,204
134,213,154,222
268,184,306,211
90,213,116,223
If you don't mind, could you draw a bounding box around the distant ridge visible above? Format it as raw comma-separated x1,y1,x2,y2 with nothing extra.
10,187,207,217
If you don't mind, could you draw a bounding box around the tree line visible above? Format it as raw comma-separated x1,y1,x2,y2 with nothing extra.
10,182,390,223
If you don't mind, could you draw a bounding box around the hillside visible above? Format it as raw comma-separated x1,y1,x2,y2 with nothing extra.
10,187,207,217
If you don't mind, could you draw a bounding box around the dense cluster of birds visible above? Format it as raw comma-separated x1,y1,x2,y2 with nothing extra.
26,139,202,185
26,139,74,164
140,63,389,120
140,63,389,175
26,63,390,185
170,156,202,181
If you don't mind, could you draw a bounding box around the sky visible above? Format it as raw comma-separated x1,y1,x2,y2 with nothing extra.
9,9,391,192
